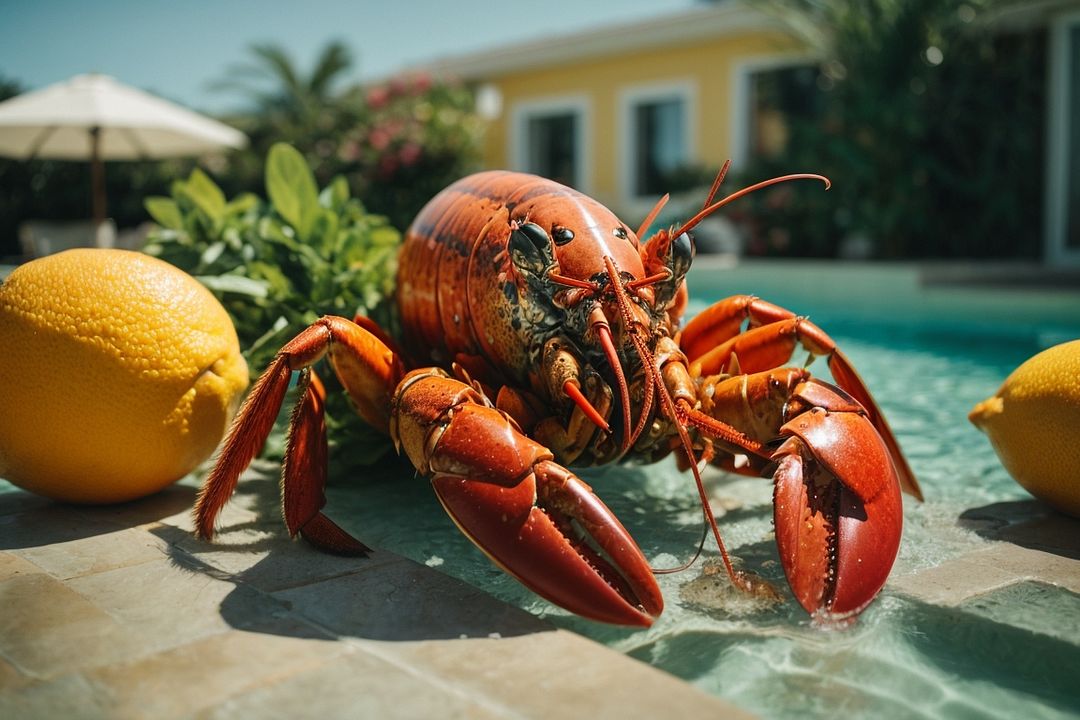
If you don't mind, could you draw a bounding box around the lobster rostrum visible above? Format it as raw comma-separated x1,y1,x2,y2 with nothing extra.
195,163,922,626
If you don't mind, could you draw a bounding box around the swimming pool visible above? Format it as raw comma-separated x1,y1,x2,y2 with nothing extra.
326,259,1080,719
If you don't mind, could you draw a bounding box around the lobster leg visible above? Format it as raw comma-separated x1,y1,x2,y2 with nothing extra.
194,316,404,551
391,368,662,626
695,368,904,618
680,295,921,501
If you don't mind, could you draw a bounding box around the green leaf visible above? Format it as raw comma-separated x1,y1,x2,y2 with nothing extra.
196,274,270,298
311,208,339,256
200,241,227,267
144,197,182,230
181,168,227,221
225,193,260,217
258,216,301,251
139,140,405,468
248,260,293,297
247,315,291,357
266,143,319,241
321,175,351,212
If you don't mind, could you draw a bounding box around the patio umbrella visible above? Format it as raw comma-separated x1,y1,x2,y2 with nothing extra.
0,73,247,228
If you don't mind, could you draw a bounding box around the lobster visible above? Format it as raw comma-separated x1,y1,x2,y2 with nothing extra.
194,163,922,626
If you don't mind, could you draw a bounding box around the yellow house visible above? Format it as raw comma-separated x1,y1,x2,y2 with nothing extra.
418,1,1080,265
421,3,813,222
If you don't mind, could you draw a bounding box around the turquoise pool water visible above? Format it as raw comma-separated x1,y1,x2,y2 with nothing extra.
324,261,1080,719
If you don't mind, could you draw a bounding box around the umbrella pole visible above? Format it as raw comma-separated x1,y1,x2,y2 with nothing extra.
90,126,107,239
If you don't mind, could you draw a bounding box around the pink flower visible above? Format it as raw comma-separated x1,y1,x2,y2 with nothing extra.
389,76,408,98
366,86,389,109
411,73,433,94
368,128,392,151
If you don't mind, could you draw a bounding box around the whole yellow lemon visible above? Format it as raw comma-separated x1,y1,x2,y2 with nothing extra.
969,339,1080,518
0,249,248,503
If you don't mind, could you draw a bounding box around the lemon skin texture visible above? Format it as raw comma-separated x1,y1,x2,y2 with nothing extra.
970,339,1080,518
0,249,249,503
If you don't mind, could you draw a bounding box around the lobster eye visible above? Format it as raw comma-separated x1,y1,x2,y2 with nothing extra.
613,226,628,240
670,232,694,277
509,222,554,273
552,226,575,245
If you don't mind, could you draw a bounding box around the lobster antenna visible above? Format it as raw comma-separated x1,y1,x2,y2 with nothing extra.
594,319,633,452
635,193,670,240
653,514,709,575
600,257,717,574
700,160,732,211
618,306,743,578
602,256,656,450
601,255,752,577
671,172,831,239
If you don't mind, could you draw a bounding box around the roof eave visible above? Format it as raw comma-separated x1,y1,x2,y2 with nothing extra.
413,3,785,81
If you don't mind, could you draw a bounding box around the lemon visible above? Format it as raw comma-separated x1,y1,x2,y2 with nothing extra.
969,339,1080,518
0,249,248,503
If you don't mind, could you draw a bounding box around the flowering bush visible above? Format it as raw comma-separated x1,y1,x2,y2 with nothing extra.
336,74,483,230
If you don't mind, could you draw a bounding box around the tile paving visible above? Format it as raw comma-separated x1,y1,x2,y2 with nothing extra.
0,479,754,719
1,468,1078,719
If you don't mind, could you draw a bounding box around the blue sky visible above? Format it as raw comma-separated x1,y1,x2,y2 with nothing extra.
0,0,697,113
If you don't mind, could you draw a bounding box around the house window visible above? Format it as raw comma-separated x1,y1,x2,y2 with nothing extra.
732,58,819,169
511,96,588,190
633,98,687,196
746,64,819,161
621,81,695,204
1048,12,1080,263
1064,23,1080,254
525,112,578,187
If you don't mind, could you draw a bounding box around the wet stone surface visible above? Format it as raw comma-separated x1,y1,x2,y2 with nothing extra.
1,458,1079,719
0,476,750,719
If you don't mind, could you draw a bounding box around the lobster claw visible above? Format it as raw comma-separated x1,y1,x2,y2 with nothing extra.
392,368,662,627
771,391,903,619
431,460,663,626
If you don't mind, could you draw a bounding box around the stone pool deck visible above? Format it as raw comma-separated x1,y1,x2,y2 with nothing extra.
0,474,753,719
1,471,1078,719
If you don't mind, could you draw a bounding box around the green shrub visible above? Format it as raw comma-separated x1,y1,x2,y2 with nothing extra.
144,142,401,466
736,0,1045,259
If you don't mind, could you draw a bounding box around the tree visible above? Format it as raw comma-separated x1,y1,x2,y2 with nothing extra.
212,40,356,137
209,40,363,196
208,41,483,232
735,0,1045,259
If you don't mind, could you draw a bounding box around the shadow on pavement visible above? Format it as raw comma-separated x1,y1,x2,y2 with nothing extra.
0,483,196,549
959,499,1080,560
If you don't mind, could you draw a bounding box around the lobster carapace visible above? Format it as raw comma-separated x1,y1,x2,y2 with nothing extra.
195,165,921,626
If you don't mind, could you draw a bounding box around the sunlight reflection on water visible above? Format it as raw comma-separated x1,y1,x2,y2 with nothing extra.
328,276,1080,720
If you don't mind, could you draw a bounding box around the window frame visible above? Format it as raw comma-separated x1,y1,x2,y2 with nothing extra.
509,94,591,193
730,54,818,171
1047,10,1080,265
618,79,698,212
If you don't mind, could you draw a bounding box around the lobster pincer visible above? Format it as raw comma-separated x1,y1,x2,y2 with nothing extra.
392,368,663,626
771,381,903,619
